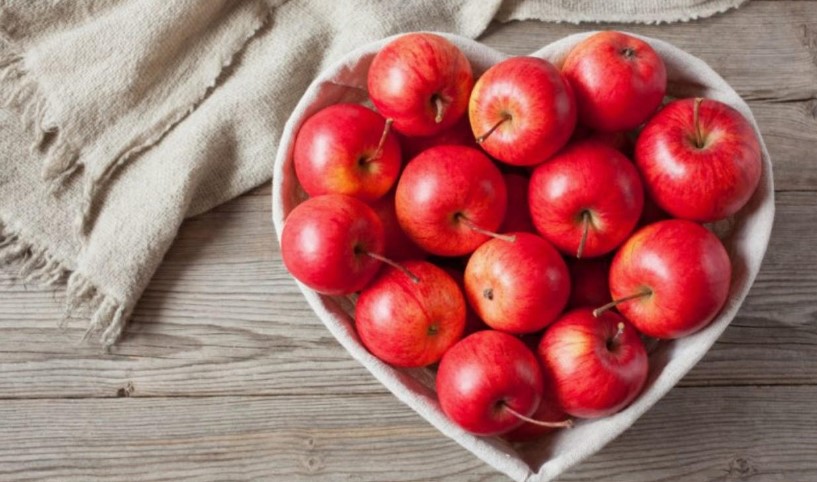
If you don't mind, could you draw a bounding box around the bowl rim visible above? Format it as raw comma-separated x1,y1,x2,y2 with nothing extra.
271,31,775,482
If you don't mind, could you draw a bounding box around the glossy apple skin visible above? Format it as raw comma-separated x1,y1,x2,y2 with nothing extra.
464,233,569,333
442,266,488,336
503,379,568,442
469,57,577,166
401,115,477,161
368,191,425,261
437,330,544,436
281,195,383,295
634,98,762,222
500,173,535,233
356,261,465,367
368,33,473,137
395,146,507,256
538,308,648,419
529,141,644,258
609,219,732,339
562,31,666,132
293,103,401,202
567,257,611,309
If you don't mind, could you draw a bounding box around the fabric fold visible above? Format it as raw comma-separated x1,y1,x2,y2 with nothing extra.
0,0,748,345
1,0,272,232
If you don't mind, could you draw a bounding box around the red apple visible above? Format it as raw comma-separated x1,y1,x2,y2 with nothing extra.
602,219,731,339
504,381,570,442
293,103,401,201
529,140,644,258
469,57,576,166
634,97,762,222
567,257,611,309
562,31,666,132
368,33,473,136
436,330,544,436
464,233,569,333
281,194,383,295
368,191,425,261
356,261,465,367
442,266,488,336
400,115,477,160
539,308,648,419
395,145,508,256
500,173,535,233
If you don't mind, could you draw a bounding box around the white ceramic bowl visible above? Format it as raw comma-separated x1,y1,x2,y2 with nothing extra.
272,32,774,482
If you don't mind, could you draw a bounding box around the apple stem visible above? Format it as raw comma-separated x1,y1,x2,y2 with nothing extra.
502,403,574,429
457,214,516,243
576,211,591,259
693,97,704,148
433,95,445,124
475,114,511,144
363,251,420,283
368,118,393,163
592,289,652,318
613,322,625,343
621,47,636,59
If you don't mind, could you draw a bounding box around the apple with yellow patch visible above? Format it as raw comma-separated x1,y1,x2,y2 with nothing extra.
293,103,401,202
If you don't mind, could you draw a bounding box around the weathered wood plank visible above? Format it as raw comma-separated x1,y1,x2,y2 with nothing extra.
749,100,817,191
0,190,814,398
0,1,813,400
0,386,813,481
0,393,497,482
481,1,817,102
480,1,817,191
560,385,817,481
0,3,815,481
683,190,817,386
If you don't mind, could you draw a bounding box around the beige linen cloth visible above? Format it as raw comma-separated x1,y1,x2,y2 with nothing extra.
0,0,747,346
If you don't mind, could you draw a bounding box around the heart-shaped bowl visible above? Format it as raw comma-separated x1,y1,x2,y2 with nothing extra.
272,31,774,482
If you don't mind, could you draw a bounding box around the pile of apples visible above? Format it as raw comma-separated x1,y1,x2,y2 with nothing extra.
281,31,762,440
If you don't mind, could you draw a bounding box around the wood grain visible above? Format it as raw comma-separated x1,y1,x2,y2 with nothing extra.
0,387,813,482
0,190,815,399
481,1,817,101
480,0,817,191
0,1,816,481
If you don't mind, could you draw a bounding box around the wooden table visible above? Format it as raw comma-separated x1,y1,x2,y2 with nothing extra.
1,1,815,480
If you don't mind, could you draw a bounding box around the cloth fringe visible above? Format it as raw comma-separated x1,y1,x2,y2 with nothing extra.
0,218,128,346
0,36,84,193
0,49,46,145
2,10,271,235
